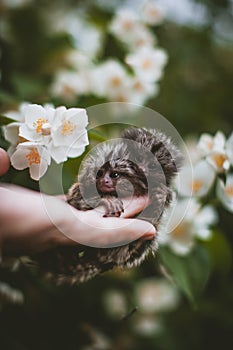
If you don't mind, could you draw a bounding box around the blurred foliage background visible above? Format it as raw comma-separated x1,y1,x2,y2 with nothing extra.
0,0,233,349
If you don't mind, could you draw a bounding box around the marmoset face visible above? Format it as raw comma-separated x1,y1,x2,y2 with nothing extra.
95,159,148,196
96,168,120,193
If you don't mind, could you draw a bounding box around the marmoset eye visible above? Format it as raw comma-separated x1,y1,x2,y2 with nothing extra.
96,170,104,178
110,172,120,179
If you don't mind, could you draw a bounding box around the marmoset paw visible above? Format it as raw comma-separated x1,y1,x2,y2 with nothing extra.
100,198,124,217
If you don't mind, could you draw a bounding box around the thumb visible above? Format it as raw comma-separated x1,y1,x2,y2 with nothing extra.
0,148,10,176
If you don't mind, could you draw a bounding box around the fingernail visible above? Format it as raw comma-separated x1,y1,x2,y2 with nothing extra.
141,231,156,241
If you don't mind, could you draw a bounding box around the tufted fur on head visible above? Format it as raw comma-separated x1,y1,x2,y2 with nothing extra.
121,127,183,187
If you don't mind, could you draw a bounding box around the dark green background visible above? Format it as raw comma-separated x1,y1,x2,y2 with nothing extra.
0,1,233,349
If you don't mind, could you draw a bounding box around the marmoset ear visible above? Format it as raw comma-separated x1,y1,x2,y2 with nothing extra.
151,142,163,154
121,126,139,140
151,141,183,186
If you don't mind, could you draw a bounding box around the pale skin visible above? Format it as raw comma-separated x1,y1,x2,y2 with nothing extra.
0,148,155,255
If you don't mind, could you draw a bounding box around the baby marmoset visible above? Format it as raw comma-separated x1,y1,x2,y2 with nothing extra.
36,127,183,284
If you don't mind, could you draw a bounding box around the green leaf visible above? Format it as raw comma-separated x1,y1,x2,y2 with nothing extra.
202,230,232,276
0,115,16,126
11,74,45,99
88,129,107,142
160,245,211,304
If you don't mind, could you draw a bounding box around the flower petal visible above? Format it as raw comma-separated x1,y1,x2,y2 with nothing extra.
10,142,51,180
29,158,48,180
169,239,194,256
3,123,21,145
48,143,68,163
216,175,233,213
19,124,41,141
226,132,233,165
24,104,48,128
179,160,216,197
11,147,30,170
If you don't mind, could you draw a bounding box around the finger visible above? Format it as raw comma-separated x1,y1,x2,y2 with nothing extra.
121,195,150,218
0,148,10,176
95,218,156,248
63,205,156,248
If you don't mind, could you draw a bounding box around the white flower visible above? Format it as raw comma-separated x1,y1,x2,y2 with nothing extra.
11,142,51,180
2,122,23,156
110,8,157,49
183,137,203,165
217,174,233,213
0,281,24,305
198,131,226,155
135,278,179,313
51,12,103,59
19,104,55,143
207,151,230,173
226,132,233,165
132,314,162,336
2,103,29,155
48,106,89,163
178,160,215,198
3,122,21,146
110,9,140,40
159,198,217,255
198,131,231,173
2,103,56,157
70,19,103,58
126,46,168,83
91,60,131,100
65,15,103,58
3,102,29,122
3,103,89,179
51,70,90,101
66,49,93,70
129,77,158,104
127,25,156,49
141,1,165,25
103,289,127,319
194,205,218,239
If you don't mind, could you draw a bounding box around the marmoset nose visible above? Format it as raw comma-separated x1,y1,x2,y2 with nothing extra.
104,174,112,185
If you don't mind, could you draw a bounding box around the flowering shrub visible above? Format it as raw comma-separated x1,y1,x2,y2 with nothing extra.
1,0,232,300
3,103,89,179
0,1,233,349
49,5,167,105
159,131,233,256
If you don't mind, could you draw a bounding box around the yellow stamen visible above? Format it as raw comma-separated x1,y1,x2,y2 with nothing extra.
192,180,203,193
111,76,122,87
149,8,159,18
133,81,143,91
63,85,75,98
116,94,127,102
213,153,227,168
60,120,76,136
172,223,189,239
33,118,48,134
26,148,40,166
123,20,133,30
225,185,233,198
142,59,153,69
207,140,213,150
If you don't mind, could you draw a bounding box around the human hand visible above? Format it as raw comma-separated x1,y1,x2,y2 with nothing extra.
0,185,155,255
0,148,10,176
0,147,155,254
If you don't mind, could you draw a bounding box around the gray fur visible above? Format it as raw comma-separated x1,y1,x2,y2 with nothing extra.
35,127,183,285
